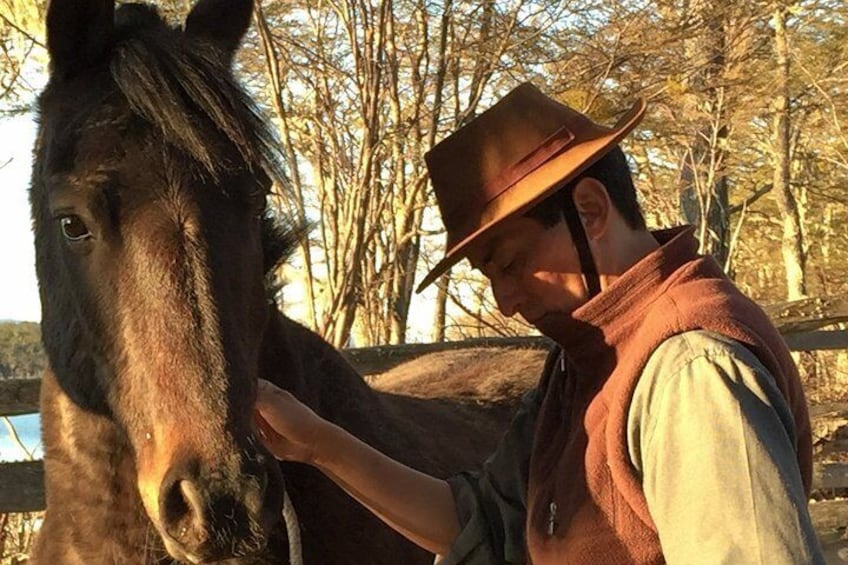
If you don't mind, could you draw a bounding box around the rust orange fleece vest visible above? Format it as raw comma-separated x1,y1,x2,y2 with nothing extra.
525,226,812,564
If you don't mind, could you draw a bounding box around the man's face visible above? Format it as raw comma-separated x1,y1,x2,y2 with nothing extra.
468,214,588,326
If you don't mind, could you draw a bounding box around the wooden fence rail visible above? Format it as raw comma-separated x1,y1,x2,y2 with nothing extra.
0,378,41,418
763,294,848,333
0,461,43,513
2,329,848,416
1,337,556,416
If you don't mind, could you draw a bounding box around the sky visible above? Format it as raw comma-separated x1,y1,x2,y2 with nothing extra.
0,113,40,322
0,414,40,461
0,113,42,461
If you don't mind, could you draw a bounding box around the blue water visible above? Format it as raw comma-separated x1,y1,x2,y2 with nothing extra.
0,414,42,461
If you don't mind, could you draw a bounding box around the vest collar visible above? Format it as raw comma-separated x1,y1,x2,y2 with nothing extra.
535,225,700,379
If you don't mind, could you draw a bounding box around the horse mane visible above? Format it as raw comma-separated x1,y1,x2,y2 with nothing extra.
108,3,301,277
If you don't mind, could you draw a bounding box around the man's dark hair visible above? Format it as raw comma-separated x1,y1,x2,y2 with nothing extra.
526,146,646,230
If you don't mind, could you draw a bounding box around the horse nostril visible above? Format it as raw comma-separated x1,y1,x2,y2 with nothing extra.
160,475,207,545
162,480,189,528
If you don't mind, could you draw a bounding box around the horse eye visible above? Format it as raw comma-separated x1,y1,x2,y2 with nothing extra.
59,215,92,242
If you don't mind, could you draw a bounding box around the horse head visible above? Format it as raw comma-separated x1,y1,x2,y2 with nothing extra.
31,0,293,561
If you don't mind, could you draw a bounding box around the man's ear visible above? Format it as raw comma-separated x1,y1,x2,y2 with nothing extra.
571,177,611,239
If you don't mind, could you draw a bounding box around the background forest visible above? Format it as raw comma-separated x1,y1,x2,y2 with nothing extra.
1,0,847,355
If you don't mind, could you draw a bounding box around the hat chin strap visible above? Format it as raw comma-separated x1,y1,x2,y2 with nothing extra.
562,191,601,298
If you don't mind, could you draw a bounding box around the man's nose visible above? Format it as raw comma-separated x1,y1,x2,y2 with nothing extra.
492,278,519,317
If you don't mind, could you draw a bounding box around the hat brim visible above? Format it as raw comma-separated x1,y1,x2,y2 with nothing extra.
415,98,647,293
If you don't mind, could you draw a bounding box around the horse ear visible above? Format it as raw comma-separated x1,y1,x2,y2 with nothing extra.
46,0,115,79
184,0,254,62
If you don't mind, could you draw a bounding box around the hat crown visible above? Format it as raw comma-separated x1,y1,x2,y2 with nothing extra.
426,84,611,238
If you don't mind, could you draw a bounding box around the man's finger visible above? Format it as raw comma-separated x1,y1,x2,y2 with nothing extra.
254,410,284,443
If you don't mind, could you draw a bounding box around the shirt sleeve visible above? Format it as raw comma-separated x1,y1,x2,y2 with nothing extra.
628,331,825,565
440,348,555,565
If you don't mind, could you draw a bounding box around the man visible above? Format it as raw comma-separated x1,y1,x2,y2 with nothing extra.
255,83,824,563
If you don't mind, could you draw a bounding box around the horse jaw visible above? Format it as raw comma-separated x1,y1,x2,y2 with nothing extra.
32,370,165,564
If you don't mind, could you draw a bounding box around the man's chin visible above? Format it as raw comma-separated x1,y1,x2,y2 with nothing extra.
531,311,572,338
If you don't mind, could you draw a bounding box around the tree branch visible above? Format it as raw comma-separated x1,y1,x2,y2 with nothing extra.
728,184,772,215
0,14,45,49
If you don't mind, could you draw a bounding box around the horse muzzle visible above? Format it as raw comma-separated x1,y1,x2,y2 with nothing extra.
153,447,284,563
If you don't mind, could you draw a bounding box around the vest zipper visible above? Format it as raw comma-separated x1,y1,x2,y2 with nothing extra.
547,501,558,536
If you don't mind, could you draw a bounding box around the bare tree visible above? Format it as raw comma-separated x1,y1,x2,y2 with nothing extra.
770,1,807,300
0,0,46,112
247,0,568,346
212,0,848,343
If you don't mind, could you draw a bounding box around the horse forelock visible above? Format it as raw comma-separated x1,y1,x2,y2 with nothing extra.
108,4,305,280
109,5,281,182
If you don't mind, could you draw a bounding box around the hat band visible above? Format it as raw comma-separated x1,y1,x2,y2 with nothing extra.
443,124,576,240
479,124,576,201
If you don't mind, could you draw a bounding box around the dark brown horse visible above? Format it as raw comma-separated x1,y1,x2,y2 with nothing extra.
29,0,519,563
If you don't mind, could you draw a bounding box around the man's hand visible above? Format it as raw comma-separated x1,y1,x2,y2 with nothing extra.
254,378,327,465
253,378,460,555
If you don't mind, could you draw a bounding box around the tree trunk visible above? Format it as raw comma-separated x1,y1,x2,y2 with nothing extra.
254,5,319,328
432,275,448,342
771,3,807,300
679,0,731,269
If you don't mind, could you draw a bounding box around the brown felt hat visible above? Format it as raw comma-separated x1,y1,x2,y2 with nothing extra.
416,82,646,293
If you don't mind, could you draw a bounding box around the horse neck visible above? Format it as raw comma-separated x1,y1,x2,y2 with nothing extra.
37,370,165,563
261,310,386,442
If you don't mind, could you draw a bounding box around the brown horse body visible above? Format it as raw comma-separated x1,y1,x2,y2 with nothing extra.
29,0,522,563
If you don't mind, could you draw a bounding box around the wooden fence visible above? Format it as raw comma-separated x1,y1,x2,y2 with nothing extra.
1,294,847,544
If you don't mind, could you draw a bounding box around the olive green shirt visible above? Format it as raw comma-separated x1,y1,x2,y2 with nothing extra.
442,331,824,564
